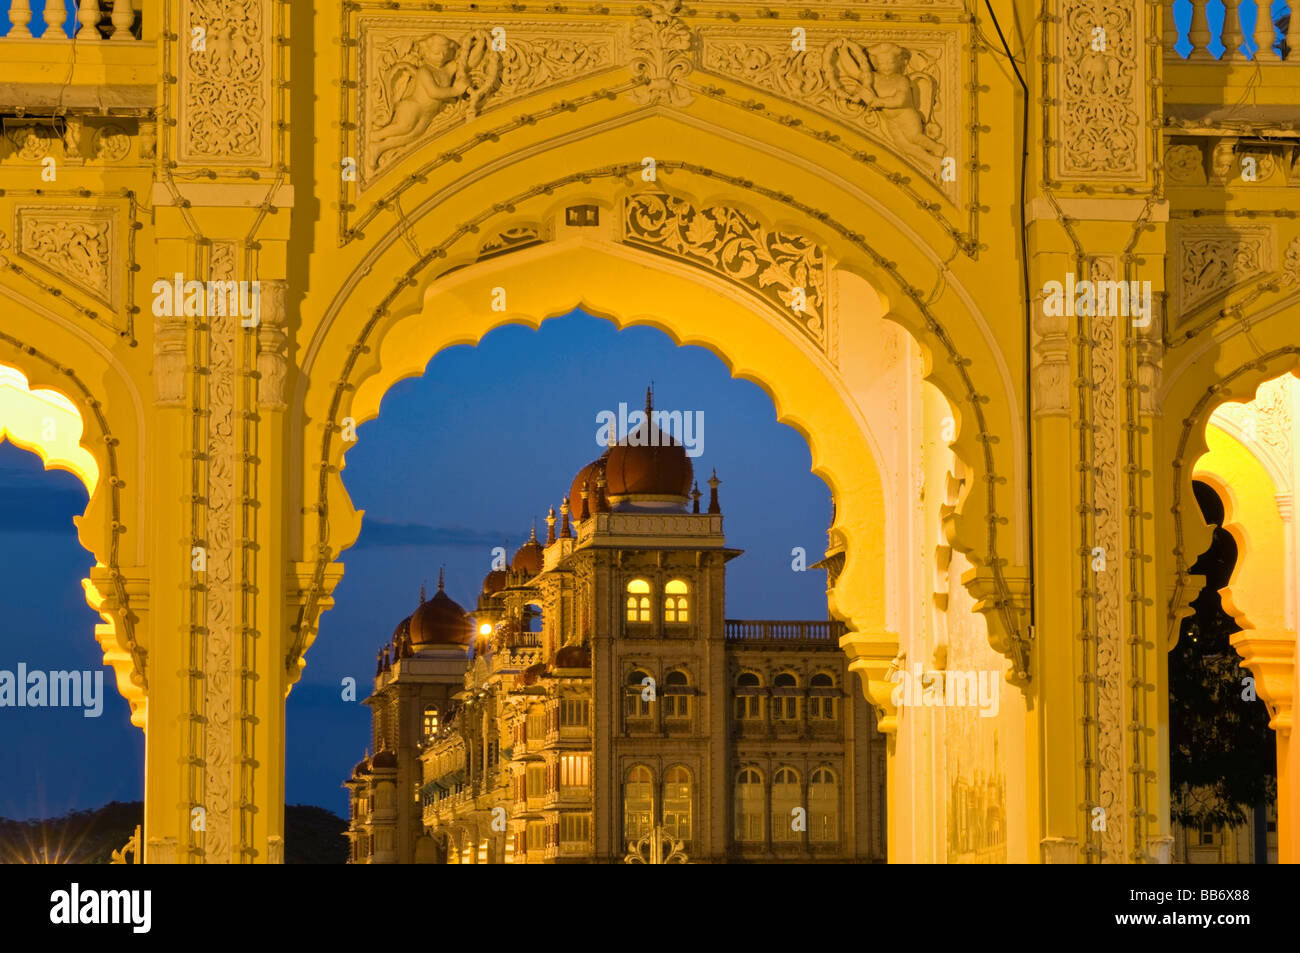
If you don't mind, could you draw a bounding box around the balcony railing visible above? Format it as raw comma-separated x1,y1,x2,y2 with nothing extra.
1,0,141,40
725,620,843,642
1170,0,1294,60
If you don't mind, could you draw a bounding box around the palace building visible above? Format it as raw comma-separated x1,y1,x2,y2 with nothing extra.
344,400,885,863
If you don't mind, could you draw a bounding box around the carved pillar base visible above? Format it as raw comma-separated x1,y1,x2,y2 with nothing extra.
1040,837,1079,864
1146,835,1174,864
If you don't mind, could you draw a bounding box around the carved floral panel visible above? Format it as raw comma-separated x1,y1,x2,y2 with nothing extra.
1171,225,1275,321
180,0,272,165
13,205,119,309
357,17,624,187
622,191,832,360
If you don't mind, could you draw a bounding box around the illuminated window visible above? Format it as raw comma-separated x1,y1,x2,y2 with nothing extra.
773,672,798,721
626,578,651,622
423,706,439,740
625,669,653,718
664,578,689,623
809,673,836,720
560,813,591,844
625,765,655,843
663,766,693,842
735,768,765,842
734,672,761,720
526,705,546,740
772,767,802,842
664,669,690,718
527,821,545,851
526,765,546,799
809,768,839,842
560,754,591,789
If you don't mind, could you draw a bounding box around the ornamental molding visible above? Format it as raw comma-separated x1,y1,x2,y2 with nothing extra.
1170,224,1275,323
1055,0,1146,181
357,17,624,185
13,204,120,310
621,191,834,361
698,28,959,191
179,0,272,166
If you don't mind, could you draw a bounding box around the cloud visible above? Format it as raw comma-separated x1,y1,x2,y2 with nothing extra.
352,519,507,550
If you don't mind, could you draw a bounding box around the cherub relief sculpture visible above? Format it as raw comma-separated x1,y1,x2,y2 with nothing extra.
369,31,502,172
825,40,944,163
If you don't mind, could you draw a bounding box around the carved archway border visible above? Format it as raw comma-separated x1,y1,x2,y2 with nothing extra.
0,328,147,726
294,160,1028,688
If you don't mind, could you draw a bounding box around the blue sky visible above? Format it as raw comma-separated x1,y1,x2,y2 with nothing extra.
0,310,831,820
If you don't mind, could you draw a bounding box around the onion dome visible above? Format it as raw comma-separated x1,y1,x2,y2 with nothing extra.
604,388,693,504
352,757,371,778
511,525,544,575
409,569,473,648
569,451,610,520
554,644,591,669
482,569,506,595
372,749,397,770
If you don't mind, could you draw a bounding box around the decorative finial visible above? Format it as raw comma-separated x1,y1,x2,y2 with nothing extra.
437,566,445,592
560,497,572,538
375,649,384,677
595,473,608,513
545,506,557,546
579,482,590,521
646,382,654,415
529,519,538,542
691,480,701,514
708,469,721,514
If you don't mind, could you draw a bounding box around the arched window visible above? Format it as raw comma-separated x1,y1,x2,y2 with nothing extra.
771,767,802,842
663,578,689,623
735,672,761,720
809,673,836,720
664,669,690,718
626,578,651,622
423,705,439,740
625,668,653,719
734,768,765,842
773,672,798,721
662,766,693,842
809,768,839,842
624,765,655,843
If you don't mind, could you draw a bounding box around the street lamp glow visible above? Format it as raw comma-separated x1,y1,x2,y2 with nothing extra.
478,622,493,636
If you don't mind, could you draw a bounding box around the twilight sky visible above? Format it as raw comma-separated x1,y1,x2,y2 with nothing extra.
0,310,832,820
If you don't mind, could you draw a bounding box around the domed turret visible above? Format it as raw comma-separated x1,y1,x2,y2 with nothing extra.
554,643,591,669
409,570,473,648
604,388,693,505
482,569,506,595
511,525,544,575
569,451,609,520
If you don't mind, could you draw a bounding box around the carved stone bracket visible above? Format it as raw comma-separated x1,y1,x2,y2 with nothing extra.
839,629,901,734
256,279,288,410
963,565,1032,686
1230,627,1296,735
13,204,120,309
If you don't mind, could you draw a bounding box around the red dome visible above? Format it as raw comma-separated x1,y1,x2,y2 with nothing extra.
568,452,609,518
512,538,543,575
482,570,506,595
605,439,692,501
554,644,591,669
410,585,472,647
372,749,397,770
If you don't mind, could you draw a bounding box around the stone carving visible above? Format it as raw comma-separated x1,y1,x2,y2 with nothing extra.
138,121,157,160
154,308,188,405
1175,226,1273,316
93,124,131,162
1164,143,1205,184
202,241,239,862
623,191,829,354
1087,255,1125,862
1057,0,1144,179
701,31,954,182
7,123,52,160
359,22,617,179
181,0,270,164
629,0,693,106
63,117,84,164
478,224,543,260
1283,236,1300,285
15,206,117,307
1032,278,1070,416
257,279,289,410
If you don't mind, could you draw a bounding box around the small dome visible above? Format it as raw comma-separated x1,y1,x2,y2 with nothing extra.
372,749,397,770
512,536,543,575
603,393,692,503
568,451,610,517
520,661,546,686
410,574,472,647
352,758,371,777
554,644,591,669
392,613,412,643
482,570,506,595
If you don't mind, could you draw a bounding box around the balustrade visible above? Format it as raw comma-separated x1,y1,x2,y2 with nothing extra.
1,0,138,40
1172,0,1293,59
